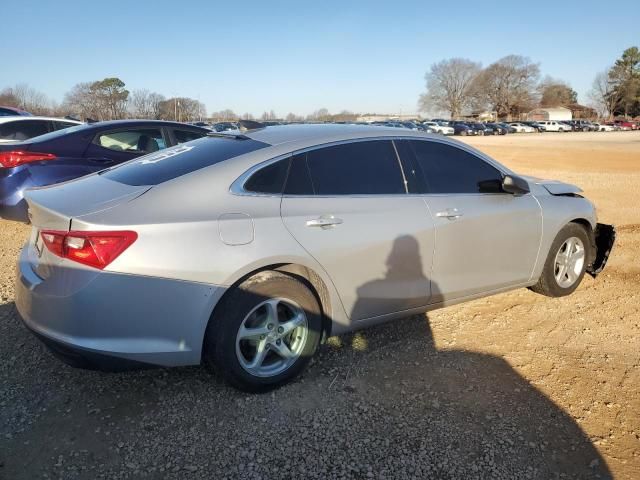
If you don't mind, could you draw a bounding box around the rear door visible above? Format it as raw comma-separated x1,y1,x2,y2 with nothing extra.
397,139,542,302
280,139,436,322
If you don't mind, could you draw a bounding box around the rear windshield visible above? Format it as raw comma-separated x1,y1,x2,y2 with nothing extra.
101,136,269,186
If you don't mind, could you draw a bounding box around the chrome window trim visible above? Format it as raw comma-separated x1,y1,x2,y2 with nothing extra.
229,135,512,197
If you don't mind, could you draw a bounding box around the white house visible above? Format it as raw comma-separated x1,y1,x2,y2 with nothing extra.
527,107,572,121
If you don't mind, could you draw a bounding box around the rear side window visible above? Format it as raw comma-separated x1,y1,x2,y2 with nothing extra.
53,121,79,130
244,158,291,194
97,129,165,153
408,140,503,194
285,140,405,195
0,120,50,140
103,136,269,186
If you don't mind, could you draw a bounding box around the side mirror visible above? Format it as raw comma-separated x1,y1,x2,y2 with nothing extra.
502,175,530,195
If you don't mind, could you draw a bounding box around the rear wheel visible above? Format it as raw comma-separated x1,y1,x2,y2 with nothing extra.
530,223,590,297
203,271,323,392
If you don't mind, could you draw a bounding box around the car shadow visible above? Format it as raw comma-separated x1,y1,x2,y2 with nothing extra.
0,235,613,478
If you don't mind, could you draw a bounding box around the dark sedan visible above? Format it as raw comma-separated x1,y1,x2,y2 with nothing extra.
451,122,475,136
0,120,209,222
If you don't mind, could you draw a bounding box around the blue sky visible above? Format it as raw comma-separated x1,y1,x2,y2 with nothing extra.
5,0,639,116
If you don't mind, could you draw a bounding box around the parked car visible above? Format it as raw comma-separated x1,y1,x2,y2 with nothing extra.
0,106,32,117
451,122,476,136
521,121,545,132
0,120,209,222
614,119,637,130
592,123,615,132
536,121,570,132
0,116,82,143
508,123,536,133
422,121,454,135
485,123,509,135
468,122,495,135
14,123,615,391
212,122,238,132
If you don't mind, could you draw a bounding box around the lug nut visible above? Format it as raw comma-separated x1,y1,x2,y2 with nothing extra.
276,339,281,345
260,334,266,340
277,326,284,334
267,324,274,330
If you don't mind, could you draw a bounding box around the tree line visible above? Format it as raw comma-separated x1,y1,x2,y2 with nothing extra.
0,78,207,122
419,47,640,120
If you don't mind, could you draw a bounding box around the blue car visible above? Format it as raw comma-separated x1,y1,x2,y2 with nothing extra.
0,120,209,222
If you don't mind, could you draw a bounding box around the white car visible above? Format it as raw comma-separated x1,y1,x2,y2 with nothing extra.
423,121,454,135
508,122,536,133
592,123,615,132
535,120,571,132
0,116,82,143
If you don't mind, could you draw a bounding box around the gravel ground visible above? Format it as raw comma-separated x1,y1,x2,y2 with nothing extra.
1,132,639,479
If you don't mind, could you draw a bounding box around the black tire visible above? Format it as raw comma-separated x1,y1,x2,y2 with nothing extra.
203,271,323,392
530,223,591,297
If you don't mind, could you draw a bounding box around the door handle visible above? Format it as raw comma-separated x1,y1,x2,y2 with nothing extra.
306,216,344,228
435,209,463,220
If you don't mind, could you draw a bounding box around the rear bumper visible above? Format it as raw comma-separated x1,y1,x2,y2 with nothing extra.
15,246,225,368
587,223,616,277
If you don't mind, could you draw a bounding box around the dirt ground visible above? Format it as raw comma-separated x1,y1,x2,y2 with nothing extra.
0,131,638,479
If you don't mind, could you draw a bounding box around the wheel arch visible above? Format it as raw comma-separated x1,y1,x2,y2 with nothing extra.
201,262,336,361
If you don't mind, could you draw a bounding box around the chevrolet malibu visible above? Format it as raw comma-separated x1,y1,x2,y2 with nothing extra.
15,124,615,391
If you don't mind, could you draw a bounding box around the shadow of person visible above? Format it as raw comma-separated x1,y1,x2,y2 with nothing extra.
329,234,612,479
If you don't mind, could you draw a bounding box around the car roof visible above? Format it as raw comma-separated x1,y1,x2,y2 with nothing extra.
0,116,83,124
85,119,209,129
241,123,439,149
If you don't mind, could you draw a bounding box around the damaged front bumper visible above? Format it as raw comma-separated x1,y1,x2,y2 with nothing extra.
587,223,616,277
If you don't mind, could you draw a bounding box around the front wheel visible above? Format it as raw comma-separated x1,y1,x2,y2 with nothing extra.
530,223,590,297
203,271,323,392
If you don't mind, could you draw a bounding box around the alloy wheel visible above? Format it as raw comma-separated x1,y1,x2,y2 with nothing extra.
554,237,585,288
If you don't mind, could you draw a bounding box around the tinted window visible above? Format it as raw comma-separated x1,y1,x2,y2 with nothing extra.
53,121,79,130
408,140,503,194
244,158,290,194
97,129,165,153
0,120,50,140
174,129,206,144
298,140,405,195
284,153,314,195
103,136,269,186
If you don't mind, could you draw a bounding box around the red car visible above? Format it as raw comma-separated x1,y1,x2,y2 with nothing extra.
614,120,637,130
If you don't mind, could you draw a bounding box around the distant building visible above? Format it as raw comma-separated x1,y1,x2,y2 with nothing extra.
566,104,597,120
527,107,572,121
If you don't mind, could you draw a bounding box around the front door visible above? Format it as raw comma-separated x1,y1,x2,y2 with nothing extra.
396,139,542,302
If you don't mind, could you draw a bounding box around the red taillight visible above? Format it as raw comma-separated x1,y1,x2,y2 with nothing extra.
40,230,137,270
0,151,57,168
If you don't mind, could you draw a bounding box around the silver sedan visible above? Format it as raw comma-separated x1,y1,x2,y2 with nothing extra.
15,124,615,391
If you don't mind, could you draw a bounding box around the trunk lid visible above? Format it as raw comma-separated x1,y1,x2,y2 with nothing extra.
25,174,151,230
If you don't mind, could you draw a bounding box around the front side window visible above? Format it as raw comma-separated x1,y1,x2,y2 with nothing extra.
284,140,405,195
407,140,503,194
96,129,165,153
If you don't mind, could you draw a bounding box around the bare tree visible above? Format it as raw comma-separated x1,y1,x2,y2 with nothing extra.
307,108,331,122
588,70,621,120
211,109,238,122
538,76,577,107
241,112,255,120
62,82,100,120
285,112,303,122
148,92,166,119
418,58,481,119
471,55,540,120
1,84,52,115
129,89,154,118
